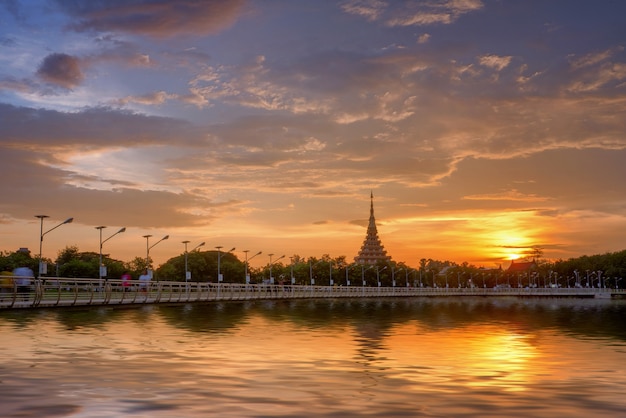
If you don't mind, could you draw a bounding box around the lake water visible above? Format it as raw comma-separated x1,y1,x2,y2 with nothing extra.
1,297,625,417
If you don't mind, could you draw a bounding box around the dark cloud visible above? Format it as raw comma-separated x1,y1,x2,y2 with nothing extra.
0,0,22,19
0,104,203,147
36,53,84,89
0,36,17,47
56,0,246,38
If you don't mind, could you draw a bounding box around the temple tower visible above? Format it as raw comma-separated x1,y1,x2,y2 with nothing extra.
354,192,391,265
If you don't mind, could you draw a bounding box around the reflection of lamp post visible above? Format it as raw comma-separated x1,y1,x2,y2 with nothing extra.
96,226,126,281
243,250,262,284
183,241,205,281
268,253,285,284
144,234,169,273
36,215,73,276
216,246,235,282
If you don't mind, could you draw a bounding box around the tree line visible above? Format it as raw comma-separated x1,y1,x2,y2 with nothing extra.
1,245,625,288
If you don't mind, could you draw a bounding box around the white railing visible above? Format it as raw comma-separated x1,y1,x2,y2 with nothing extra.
1,277,624,309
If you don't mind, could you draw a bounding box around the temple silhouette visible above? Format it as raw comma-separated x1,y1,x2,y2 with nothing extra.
354,192,391,265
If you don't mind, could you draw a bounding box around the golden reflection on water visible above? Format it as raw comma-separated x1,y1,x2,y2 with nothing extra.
383,323,539,392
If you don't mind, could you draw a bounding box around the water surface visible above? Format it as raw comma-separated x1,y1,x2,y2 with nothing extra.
1,297,625,417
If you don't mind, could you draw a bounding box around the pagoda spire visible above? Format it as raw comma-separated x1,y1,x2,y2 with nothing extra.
355,191,391,265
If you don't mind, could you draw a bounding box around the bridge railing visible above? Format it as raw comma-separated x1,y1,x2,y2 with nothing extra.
1,277,624,309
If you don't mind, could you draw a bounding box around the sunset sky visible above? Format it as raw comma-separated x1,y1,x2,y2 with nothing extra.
1,0,625,269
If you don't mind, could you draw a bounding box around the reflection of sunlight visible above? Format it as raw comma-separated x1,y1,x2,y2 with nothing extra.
385,323,538,392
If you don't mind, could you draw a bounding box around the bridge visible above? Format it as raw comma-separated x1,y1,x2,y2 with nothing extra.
1,277,624,309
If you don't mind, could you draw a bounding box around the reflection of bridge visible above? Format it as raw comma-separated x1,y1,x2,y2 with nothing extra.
1,278,625,309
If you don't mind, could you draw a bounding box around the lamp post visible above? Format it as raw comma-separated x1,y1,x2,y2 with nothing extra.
96,226,126,282
391,266,403,287
243,250,262,284
361,264,373,286
36,215,73,276
216,246,235,282
143,234,169,275
309,259,323,285
376,265,387,287
183,241,205,281
345,263,354,286
268,253,285,284
406,269,414,287
329,260,333,286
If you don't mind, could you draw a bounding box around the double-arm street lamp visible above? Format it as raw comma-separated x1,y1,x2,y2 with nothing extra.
268,253,285,284
309,259,323,285
36,215,73,276
143,234,169,273
361,264,373,286
406,269,414,287
392,266,403,287
96,226,126,281
216,246,235,282
182,241,205,281
344,263,355,286
243,250,262,284
376,265,387,287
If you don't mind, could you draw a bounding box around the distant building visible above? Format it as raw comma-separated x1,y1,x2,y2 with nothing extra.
506,259,537,273
354,192,391,265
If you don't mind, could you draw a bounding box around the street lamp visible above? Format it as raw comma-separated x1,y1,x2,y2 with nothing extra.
96,226,126,282
243,250,262,284
268,253,285,284
183,241,205,281
361,264,373,286
345,263,355,286
216,246,235,282
36,215,73,276
392,266,403,287
406,269,414,287
143,234,169,274
376,265,387,287
310,259,323,285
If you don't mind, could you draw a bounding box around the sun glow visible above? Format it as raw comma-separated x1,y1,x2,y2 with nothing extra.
476,211,546,263
386,323,539,392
